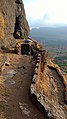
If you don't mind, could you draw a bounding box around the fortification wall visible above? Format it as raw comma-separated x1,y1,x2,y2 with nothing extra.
30,52,67,119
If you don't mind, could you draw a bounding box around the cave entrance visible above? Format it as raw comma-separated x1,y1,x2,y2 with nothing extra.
14,15,22,39
21,44,30,55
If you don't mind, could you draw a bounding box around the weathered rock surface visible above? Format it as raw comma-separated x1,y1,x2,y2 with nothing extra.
0,0,30,48
31,52,67,119
0,12,4,40
0,53,45,119
0,0,67,119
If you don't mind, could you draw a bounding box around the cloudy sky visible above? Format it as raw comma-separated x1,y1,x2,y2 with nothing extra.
23,0,67,28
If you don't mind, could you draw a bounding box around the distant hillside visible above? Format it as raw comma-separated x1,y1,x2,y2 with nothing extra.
30,27,67,45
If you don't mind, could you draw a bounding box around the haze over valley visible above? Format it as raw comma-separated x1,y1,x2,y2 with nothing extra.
30,26,67,73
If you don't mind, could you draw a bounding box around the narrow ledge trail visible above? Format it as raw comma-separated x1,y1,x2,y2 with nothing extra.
0,54,45,119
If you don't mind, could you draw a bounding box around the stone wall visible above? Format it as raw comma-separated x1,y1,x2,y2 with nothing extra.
30,52,67,119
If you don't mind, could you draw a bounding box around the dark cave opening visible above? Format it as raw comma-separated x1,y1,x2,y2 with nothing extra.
13,15,22,39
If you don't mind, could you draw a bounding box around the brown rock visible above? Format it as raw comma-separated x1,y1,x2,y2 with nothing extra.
0,0,30,49
0,12,4,40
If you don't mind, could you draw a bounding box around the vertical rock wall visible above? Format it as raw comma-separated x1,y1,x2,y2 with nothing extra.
0,0,30,49
14,0,30,39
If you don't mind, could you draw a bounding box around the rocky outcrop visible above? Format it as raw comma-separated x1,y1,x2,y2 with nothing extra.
30,51,67,119
14,0,30,39
0,12,4,40
0,1,67,118
48,59,67,104
0,0,30,49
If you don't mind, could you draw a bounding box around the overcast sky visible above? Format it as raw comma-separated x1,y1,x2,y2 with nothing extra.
23,0,67,28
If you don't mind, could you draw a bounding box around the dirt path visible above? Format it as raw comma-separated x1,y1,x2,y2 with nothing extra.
50,68,65,104
0,54,45,119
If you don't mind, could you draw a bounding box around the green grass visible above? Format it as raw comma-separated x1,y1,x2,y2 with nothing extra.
58,64,67,67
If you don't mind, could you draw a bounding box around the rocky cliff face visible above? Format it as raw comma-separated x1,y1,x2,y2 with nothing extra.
0,1,67,119
31,51,67,119
0,0,30,49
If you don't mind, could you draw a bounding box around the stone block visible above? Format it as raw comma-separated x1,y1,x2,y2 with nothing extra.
34,67,38,74
35,63,39,68
32,74,37,83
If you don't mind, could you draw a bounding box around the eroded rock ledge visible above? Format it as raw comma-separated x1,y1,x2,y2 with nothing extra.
0,1,67,118
0,0,30,48
30,51,67,119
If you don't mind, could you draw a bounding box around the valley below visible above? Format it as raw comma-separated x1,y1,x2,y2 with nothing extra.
30,27,67,74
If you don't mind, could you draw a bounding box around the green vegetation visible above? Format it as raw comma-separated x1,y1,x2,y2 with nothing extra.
58,64,67,67
30,27,67,74
54,56,67,73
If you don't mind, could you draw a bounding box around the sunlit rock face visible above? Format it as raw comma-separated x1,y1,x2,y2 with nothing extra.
0,12,4,40
14,0,30,39
31,52,67,119
0,0,30,48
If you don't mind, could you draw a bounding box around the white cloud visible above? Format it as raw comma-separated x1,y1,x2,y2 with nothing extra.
23,0,67,27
